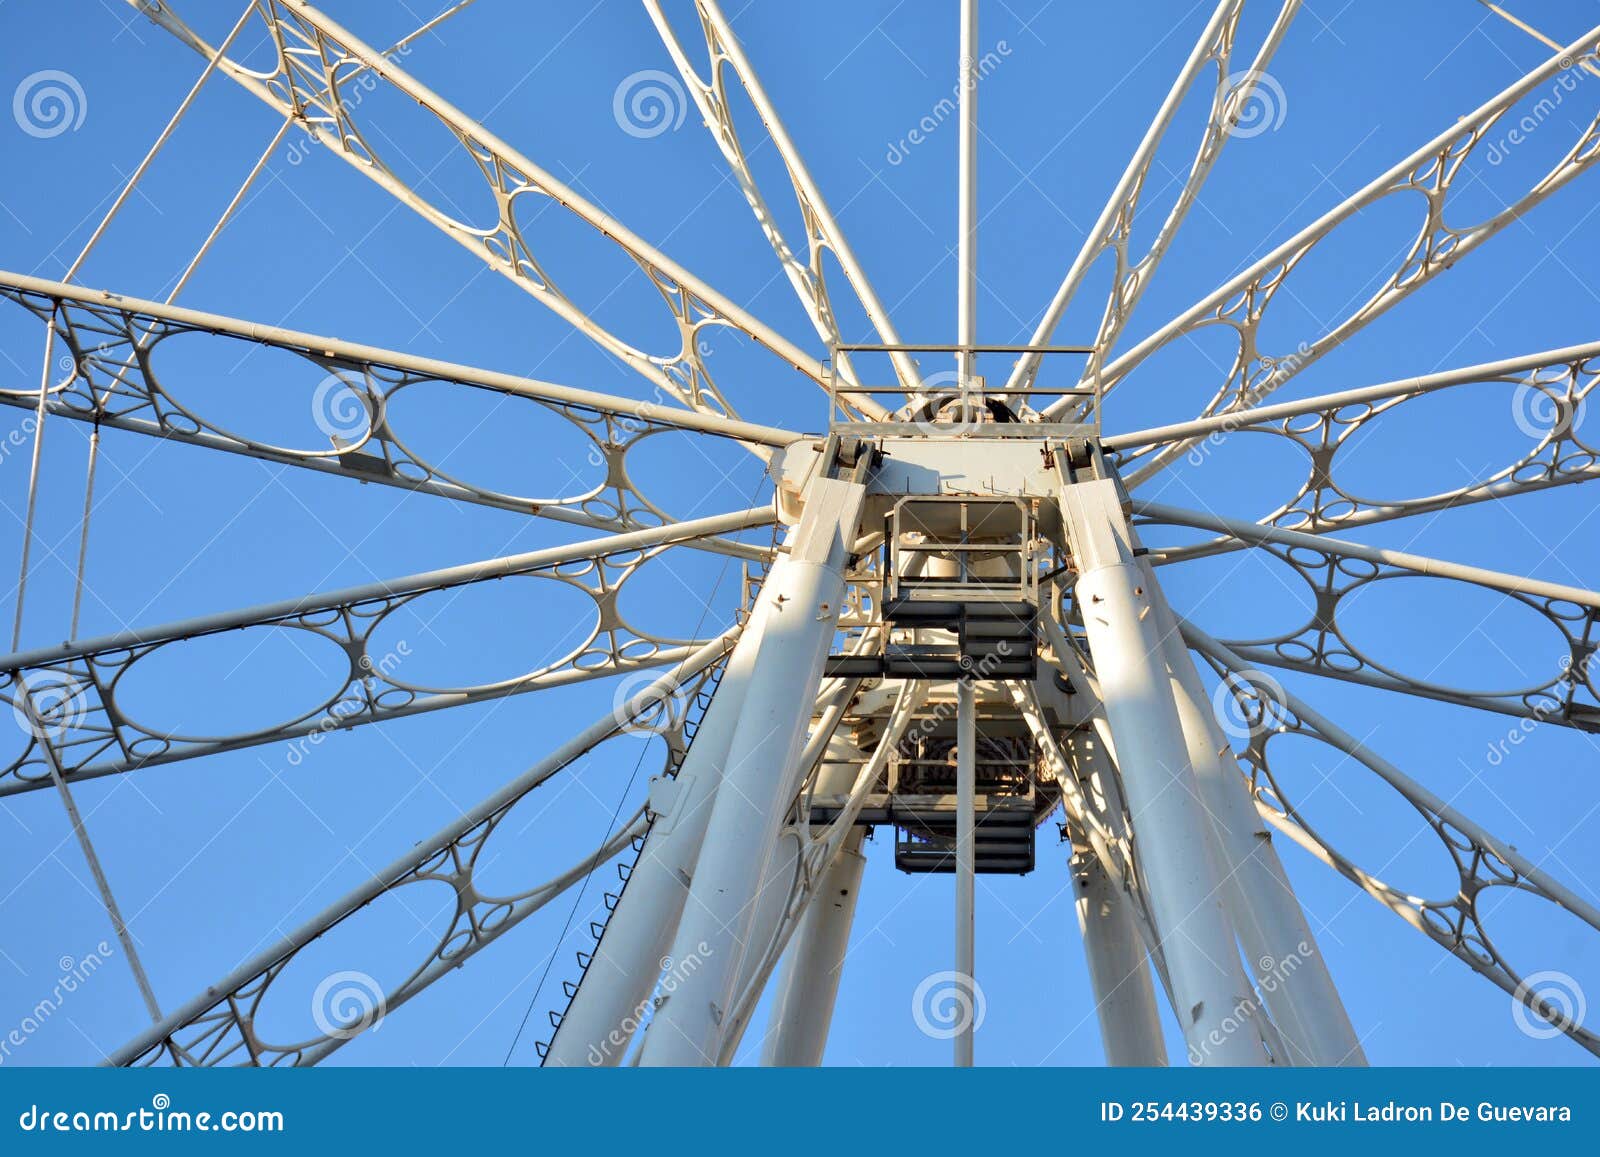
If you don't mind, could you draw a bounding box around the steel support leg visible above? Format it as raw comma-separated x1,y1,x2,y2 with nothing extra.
759,827,868,1066
1142,562,1366,1066
1061,480,1268,1066
541,641,758,1066
1073,846,1168,1066
638,477,866,1065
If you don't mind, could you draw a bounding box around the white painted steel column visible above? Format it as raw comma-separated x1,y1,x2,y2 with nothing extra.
1073,848,1168,1066
542,638,759,1066
760,827,869,1066
957,0,979,418
954,675,977,1067
1061,480,1267,1066
1141,562,1365,1066
638,477,865,1065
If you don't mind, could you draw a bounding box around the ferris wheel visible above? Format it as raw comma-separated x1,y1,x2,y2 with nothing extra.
3,0,1599,1068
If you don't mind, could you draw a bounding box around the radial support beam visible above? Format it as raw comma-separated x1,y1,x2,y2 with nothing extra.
106,634,735,1067
646,0,923,395
1109,341,1600,543
1134,499,1600,731
1043,24,1600,459
1187,621,1600,1059
1059,478,1268,1065
638,474,867,1065
1072,846,1168,1066
0,271,797,548
1141,559,1364,1066
1007,0,1300,395
0,507,773,793
127,0,878,421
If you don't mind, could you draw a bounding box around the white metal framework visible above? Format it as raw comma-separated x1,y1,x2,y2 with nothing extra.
4,0,1599,1067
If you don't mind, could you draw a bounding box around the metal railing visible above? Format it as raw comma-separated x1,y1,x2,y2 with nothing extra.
825,342,1100,428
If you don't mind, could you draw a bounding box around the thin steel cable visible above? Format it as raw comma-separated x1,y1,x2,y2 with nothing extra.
69,114,294,637
8,1,258,1027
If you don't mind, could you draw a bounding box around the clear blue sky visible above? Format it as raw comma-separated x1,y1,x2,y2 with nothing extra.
1,0,1598,1067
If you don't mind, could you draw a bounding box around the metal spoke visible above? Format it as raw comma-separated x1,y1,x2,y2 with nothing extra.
126,0,876,422
1110,340,1600,542
1139,499,1600,731
1188,620,1600,1058
647,0,924,396
1,271,796,550
1007,0,1300,395
1043,25,1600,486
106,636,733,1066
0,509,769,793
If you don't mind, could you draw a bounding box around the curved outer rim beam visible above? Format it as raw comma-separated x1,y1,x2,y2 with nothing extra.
1137,499,1600,731
1107,341,1600,546
1007,0,1300,394
645,0,925,397
125,0,888,423
105,632,735,1067
0,271,799,556
1184,620,1600,1058
1042,26,1600,454
0,507,772,793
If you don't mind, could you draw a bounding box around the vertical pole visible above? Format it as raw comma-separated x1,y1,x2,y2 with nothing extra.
954,676,977,1067
957,0,979,421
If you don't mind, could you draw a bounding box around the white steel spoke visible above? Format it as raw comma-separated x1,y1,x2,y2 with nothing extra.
646,0,924,396
106,636,733,1067
1138,499,1600,731
1043,26,1600,482
0,509,769,793
1110,341,1600,542
1187,621,1600,1058
0,271,796,550
126,0,881,422
1007,0,1300,395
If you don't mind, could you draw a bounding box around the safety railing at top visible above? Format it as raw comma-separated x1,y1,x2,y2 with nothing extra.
824,343,1099,430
